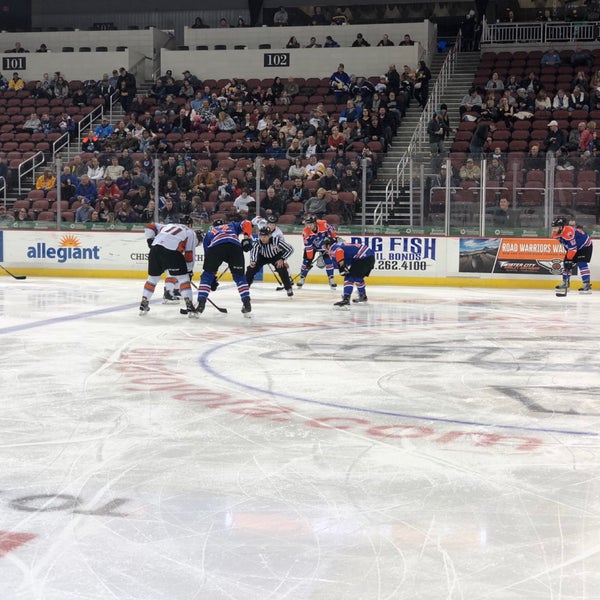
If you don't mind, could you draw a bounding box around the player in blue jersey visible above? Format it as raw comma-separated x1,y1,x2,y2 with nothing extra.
323,237,375,307
552,217,593,295
197,218,254,315
297,215,338,289
140,223,203,317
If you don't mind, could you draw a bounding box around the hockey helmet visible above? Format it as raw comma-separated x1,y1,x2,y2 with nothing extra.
212,218,224,227
267,215,278,223
258,226,271,236
323,236,336,248
304,215,317,224
181,215,193,227
551,216,568,228
195,230,204,244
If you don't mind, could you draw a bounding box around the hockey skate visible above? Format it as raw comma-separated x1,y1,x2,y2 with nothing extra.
334,295,351,309
286,289,294,297
173,289,182,299
241,297,252,318
185,298,199,318
579,283,592,294
139,297,150,315
352,295,368,303
163,290,179,303
296,276,305,288
196,296,206,313
328,277,337,289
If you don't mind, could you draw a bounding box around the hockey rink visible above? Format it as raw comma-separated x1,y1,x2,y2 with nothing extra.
0,276,599,600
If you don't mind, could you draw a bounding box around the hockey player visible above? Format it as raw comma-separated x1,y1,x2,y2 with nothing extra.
323,237,375,307
144,222,182,303
197,218,253,315
297,215,338,288
139,223,202,317
246,227,295,296
265,214,284,239
552,216,593,294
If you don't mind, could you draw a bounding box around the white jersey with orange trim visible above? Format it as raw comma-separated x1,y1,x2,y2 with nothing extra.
152,223,197,272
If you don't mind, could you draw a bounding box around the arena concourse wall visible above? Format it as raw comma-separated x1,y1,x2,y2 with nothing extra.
1,230,596,290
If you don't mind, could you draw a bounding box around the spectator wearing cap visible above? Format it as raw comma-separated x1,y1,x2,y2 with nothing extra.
459,158,481,182
544,120,566,155
94,118,114,140
352,33,371,47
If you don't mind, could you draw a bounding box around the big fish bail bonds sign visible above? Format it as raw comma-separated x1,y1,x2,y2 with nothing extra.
350,235,437,272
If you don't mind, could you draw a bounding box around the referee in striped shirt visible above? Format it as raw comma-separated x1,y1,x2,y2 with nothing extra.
246,227,295,296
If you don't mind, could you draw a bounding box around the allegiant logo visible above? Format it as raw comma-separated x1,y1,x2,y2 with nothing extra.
26,235,101,263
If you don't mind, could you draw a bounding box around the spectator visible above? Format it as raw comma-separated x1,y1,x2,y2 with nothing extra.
569,86,589,112
35,168,56,192
310,6,327,25
544,120,566,155
75,200,95,222
579,121,597,154
459,158,481,182
377,34,394,47
459,88,483,118
470,122,495,159
324,36,340,48
485,72,504,91
233,188,255,217
570,46,592,69
8,72,24,91
117,67,137,112
75,174,98,205
304,188,328,218
492,197,520,227
7,41,28,53
305,36,322,48
552,89,570,111
571,70,589,93
288,157,306,180
116,199,138,223
399,34,415,46
0,204,15,224
427,110,445,158
191,16,209,28
286,36,300,49
487,157,506,182
329,64,351,105
36,43,49,53
23,112,41,133
535,89,552,112
53,76,69,99
413,61,431,108
94,118,114,140
566,121,586,152
288,177,310,205
352,33,370,47
273,6,289,26
219,18,230,27
540,47,561,67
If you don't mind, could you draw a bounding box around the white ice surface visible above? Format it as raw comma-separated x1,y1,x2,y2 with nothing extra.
0,277,599,600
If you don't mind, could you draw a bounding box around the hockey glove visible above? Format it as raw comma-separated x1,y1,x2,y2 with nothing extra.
210,276,219,291
147,239,153,248
563,260,575,272
241,238,252,252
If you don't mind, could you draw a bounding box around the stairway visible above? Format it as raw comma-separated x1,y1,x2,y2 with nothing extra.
360,51,482,226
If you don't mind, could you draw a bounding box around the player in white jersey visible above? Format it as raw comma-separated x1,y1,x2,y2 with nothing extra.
139,223,203,317
144,222,182,303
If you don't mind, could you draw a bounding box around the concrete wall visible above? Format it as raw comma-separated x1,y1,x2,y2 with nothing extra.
0,29,171,80
161,46,423,82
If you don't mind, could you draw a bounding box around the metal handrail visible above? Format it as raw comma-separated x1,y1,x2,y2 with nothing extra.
0,176,6,206
376,33,462,226
52,132,71,159
77,103,104,145
481,18,599,45
18,152,45,196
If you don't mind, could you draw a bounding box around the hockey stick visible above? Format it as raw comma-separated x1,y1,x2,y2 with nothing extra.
0,264,26,280
267,263,284,288
276,272,300,291
186,280,228,313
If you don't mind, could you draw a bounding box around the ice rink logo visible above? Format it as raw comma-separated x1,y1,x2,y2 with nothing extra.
27,235,100,263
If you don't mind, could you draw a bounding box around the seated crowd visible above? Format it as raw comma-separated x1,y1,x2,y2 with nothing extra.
1,58,424,225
